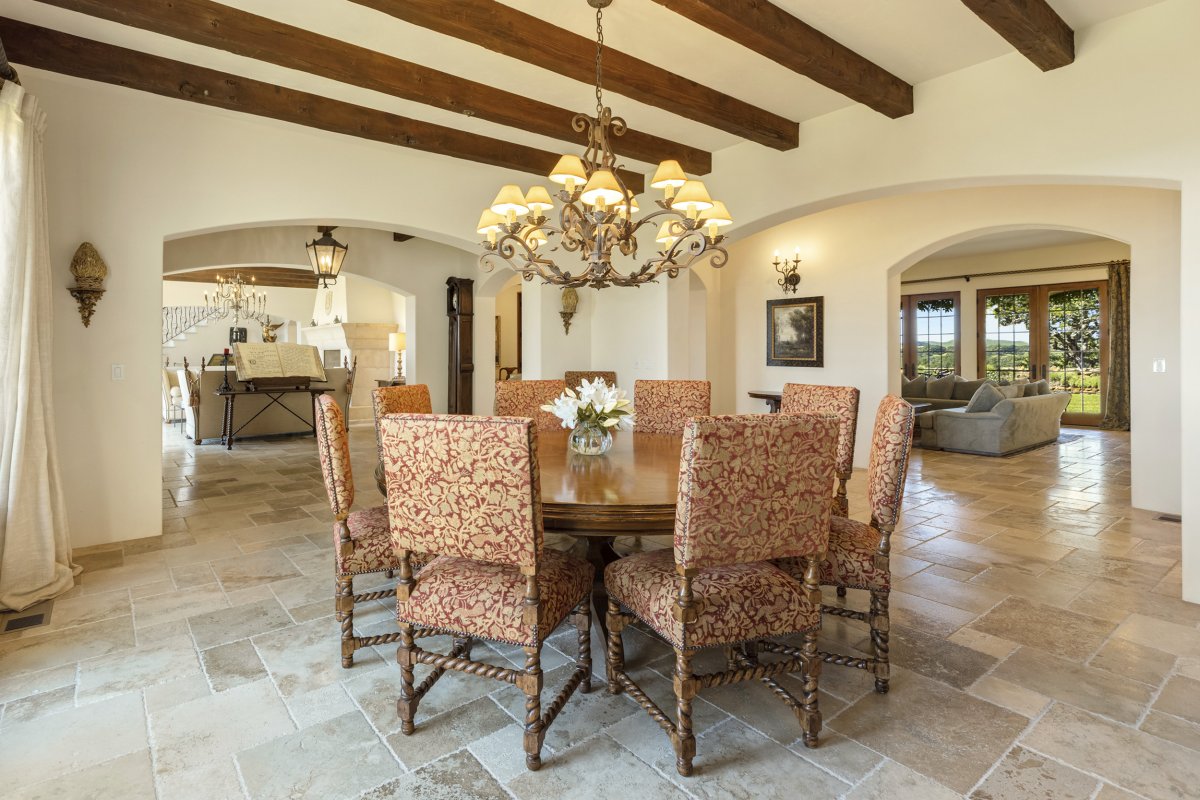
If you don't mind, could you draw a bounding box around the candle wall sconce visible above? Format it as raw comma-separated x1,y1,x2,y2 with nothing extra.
773,248,802,294
560,287,579,334
67,242,109,327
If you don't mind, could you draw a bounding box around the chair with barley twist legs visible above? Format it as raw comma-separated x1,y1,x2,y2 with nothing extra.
370,384,432,460
632,379,711,434
494,379,568,432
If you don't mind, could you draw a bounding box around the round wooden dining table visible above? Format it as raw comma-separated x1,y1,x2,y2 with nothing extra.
375,429,683,636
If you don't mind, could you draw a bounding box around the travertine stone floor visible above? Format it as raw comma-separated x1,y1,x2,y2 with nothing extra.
0,424,1194,799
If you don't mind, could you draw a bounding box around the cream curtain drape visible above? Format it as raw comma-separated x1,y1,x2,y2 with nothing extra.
0,81,78,611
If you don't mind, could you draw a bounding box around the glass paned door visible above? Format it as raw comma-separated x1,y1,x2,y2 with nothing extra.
900,292,960,379
979,290,1033,385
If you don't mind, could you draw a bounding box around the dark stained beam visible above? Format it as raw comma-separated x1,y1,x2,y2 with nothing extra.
649,0,912,118
960,0,1074,71
0,19,645,191
350,0,799,151
164,267,318,289
34,0,710,173
393,232,416,243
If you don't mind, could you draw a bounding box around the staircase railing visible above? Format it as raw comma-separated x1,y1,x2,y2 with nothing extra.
163,305,222,346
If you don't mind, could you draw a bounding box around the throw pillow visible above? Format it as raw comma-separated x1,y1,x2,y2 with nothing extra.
1036,379,1052,395
1023,382,1041,397
901,376,927,398
953,378,990,401
997,384,1024,400
926,375,956,400
965,383,1004,413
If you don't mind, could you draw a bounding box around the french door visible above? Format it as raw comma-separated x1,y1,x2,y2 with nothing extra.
976,281,1107,426
900,292,961,379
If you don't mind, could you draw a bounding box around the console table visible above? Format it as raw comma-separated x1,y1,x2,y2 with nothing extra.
747,389,783,413
215,386,331,450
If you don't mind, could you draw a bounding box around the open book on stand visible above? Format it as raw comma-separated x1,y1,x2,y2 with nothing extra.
233,343,327,388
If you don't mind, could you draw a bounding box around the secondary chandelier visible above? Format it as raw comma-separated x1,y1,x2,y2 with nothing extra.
478,0,731,289
203,272,269,326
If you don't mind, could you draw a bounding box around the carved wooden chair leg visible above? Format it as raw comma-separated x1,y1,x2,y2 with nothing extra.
673,648,697,777
605,597,625,695
336,574,355,668
870,589,891,694
521,646,545,771
799,628,822,747
396,623,418,733
575,603,593,694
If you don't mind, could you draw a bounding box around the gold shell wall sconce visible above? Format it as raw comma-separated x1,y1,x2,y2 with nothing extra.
68,242,108,327
560,286,578,334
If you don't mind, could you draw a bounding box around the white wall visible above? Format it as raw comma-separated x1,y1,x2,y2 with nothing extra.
495,277,521,374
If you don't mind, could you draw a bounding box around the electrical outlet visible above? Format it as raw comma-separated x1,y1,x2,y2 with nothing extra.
111,364,125,381
1152,358,1167,373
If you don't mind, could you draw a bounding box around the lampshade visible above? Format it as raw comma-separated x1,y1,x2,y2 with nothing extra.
580,169,624,207
520,225,549,249
672,180,713,213
305,228,348,287
615,194,640,218
650,159,687,189
524,186,555,214
548,155,587,187
655,221,680,247
476,209,504,235
490,185,529,217
388,332,406,351
699,200,732,227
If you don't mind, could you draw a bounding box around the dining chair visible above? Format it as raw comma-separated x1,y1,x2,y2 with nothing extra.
371,384,432,459
781,384,860,519
314,394,431,668
780,395,914,694
379,413,594,772
605,414,838,776
494,379,567,432
632,379,711,434
564,370,618,390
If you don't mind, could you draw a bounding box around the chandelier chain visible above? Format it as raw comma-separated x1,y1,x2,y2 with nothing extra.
594,4,604,115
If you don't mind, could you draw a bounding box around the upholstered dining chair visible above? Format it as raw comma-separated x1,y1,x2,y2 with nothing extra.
379,413,594,772
632,379,711,434
371,384,432,459
781,395,914,694
781,384,860,518
314,394,431,669
605,414,838,776
494,379,567,432
564,370,618,390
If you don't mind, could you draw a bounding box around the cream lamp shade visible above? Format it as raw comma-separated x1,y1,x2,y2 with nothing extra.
490,185,529,218
580,169,624,207
548,155,587,189
655,221,680,247
524,186,555,214
672,180,714,214
650,159,687,189
520,225,549,249
615,194,640,218
476,209,504,235
699,200,732,227
388,332,406,351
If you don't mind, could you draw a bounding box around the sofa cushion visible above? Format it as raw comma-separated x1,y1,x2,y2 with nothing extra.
900,376,926,399
1035,379,1052,395
953,378,991,401
965,383,1004,413
925,375,956,400
1023,382,1043,397
997,384,1024,400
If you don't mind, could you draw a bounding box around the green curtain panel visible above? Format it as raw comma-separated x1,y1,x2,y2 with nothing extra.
1101,260,1131,430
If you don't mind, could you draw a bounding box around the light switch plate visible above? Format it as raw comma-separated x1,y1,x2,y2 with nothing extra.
111,364,125,381
1152,358,1167,373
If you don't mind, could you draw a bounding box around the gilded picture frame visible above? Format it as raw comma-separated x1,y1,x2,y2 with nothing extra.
766,296,824,367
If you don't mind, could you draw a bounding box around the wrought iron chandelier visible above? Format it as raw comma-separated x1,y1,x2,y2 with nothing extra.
203,272,269,326
478,0,731,289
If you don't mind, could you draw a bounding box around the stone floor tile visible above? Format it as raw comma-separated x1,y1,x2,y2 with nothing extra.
969,745,1098,799
0,684,76,726
386,696,514,770
895,570,1008,614
1140,710,1200,752
133,584,229,629
493,664,638,754
0,663,76,704
9,750,156,800
991,646,1152,723
968,566,1090,607
467,722,534,784
74,560,171,596
78,634,202,704
968,675,1051,718
1022,702,1200,800
170,562,217,589
1089,637,1176,686
829,669,1027,793
30,589,132,636
284,682,358,729
347,662,494,735
844,758,962,800
144,674,212,714
948,626,1020,660
789,730,883,784
1152,675,1200,724
0,693,147,790
0,615,135,677
888,590,979,638
136,618,192,646
1094,784,1142,800
156,758,246,800
876,624,998,689
187,596,294,650
365,750,509,800
1113,613,1200,658
200,638,266,692
968,596,1115,661
161,539,243,568
237,711,400,800
211,549,302,593
508,733,689,798
1069,577,1200,626
253,615,382,699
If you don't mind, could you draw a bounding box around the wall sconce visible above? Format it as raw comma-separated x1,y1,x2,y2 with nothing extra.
560,287,578,334
68,242,108,327
773,248,802,294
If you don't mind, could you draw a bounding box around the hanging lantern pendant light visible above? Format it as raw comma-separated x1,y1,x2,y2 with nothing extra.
306,226,349,288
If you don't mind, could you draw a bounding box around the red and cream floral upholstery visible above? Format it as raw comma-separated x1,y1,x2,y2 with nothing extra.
781,384,860,516
336,505,433,577
564,370,617,390
316,393,354,517
866,395,916,529
494,379,568,432
632,380,711,434
818,516,889,590
605,414,837,774
371,384,432,458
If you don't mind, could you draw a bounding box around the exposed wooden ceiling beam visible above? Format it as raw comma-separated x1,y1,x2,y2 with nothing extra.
648,0,912,118
164,267,318,289
960,0,1074,71
34,0,710,174
0,18,645,191
350,0,799,151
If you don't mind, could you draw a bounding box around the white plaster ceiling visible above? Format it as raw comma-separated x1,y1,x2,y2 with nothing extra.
925,229,1113,260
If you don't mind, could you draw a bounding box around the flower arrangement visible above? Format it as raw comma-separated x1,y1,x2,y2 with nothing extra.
542,378,632,455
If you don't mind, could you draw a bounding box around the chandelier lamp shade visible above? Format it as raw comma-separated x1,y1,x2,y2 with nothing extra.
478,0,731,289
202,272,269,326
306,226,348,288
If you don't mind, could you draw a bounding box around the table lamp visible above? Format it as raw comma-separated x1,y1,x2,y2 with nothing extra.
388,331,406,384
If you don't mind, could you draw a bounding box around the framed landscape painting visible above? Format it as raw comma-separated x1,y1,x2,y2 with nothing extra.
766,296,824,367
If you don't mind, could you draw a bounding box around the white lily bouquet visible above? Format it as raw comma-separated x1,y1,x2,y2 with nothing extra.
542,378,633,455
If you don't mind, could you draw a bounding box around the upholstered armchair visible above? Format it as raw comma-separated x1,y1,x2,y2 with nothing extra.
378,414,593,772
564,370,617,390
371,384,432,459
605,414,838,776
632,380,712,434
314,394,430,668
494,379,567,432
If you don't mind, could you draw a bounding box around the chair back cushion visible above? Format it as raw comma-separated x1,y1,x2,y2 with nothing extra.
780,384,860,477
674,414,837,569
866,396,916,529
380,414,542,568
564,370,617,390
633,380,711,434
494,379,567,432
315,393,354,517
371,385,433,457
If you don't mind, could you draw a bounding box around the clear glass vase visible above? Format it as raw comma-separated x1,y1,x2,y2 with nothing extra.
569,418,613,456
